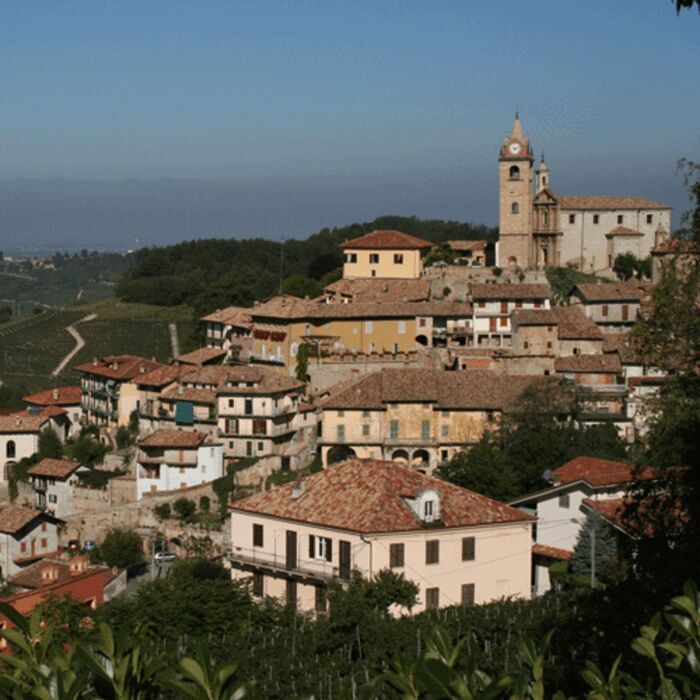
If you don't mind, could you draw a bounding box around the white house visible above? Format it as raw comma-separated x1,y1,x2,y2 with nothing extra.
509,456,655,595
23,386,83,439
136,429,224,499
228,459,534,613
27,458,88,518
0,505,62,580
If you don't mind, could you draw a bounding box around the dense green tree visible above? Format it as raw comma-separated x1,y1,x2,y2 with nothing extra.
37,427,63,459
280,274,322,299
173,497,197,520
154,502,171,520
570,512,620,585
94,529,143,569
613,253,651,281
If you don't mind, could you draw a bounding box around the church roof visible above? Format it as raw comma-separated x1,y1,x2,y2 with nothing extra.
557,195,669,211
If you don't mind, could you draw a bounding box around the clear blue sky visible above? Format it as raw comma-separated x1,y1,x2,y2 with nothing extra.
0,1,698,250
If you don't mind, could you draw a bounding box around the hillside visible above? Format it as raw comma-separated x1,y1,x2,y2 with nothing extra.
0,299,198,399
116,215,496,315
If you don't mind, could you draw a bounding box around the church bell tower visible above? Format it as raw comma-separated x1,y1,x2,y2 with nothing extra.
498,114,533,268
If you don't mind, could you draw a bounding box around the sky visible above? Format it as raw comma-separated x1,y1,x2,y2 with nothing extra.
0,1,698,252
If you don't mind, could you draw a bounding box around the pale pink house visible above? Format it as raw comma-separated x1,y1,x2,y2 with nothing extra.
228,459,533,613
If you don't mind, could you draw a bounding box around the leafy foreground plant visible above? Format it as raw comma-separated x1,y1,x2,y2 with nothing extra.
0,581,698,699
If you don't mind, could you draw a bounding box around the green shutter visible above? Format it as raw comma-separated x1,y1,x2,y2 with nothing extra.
175,401,194,425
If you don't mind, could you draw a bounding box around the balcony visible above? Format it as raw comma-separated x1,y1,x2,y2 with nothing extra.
227,546,352,583
385,436,438,446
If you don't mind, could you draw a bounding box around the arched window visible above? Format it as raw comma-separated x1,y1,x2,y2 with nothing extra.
542,176,547,186
6,440,15,459
511,202,519,214
509,166,520,179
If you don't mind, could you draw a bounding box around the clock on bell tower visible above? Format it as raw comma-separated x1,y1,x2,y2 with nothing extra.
498,113,534,268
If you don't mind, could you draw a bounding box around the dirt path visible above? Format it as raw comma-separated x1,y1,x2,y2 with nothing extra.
168,322,180,357
51,313,98,377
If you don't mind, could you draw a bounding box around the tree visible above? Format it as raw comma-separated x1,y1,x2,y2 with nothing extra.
115,426,132,449
280,274,322,299
38,427,63,459
613,253,651,281
154,503,171,521
95,529,143,569
173,497,196,520
199,495,210,512
570,512,619,586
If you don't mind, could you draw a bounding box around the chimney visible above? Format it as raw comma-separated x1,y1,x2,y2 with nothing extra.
52,389,59,400
139,365,145,373
93,358,98,366
41,565,60,582
70,557,88,576
177,384,184,396
15,417,21,427
291,479,306,500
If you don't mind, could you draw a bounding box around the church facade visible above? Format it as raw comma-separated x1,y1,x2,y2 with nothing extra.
497,116,671,272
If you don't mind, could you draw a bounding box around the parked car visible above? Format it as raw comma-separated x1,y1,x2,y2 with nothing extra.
67,539,81,553
154,551,179,564
83,540,96,553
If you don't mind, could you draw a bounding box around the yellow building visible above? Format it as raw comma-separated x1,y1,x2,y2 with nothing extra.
318,368,537,470
341,229,433,279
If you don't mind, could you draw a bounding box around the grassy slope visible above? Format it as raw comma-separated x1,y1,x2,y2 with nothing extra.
0,300,200,396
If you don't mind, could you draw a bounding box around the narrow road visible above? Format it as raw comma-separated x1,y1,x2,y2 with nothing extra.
51,313,98,376
168,322,180,357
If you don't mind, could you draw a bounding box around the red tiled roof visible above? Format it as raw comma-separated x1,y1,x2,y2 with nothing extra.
551,306,603,340
470,283,551,300
135,364,182,388
231,459,533,533
138,429,207,449
23,386,81,407
160,385,217,404
582,498,626,529
552,456,656,487
602,333,642,364
323,277,431,304
28,458,82,479
652,237,700,255
447,239,488,253
0,505,45,534
7,557,100,590
342,230,433,250
605,226,643,237
554,354,622,373
0,411,54,434
175,347,227,365
200,306,252,327
532,543,572,560
557,195,669,211
74,355,166,380
574,282,648,302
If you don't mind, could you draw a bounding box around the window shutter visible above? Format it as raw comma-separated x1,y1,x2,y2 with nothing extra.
325,539,332,562
462,537,475,561
308,535,315,559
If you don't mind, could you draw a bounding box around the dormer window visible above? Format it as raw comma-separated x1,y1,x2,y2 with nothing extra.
424,499,435,520
407,488,441,524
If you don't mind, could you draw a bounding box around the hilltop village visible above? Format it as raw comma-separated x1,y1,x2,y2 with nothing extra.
0,117,695,621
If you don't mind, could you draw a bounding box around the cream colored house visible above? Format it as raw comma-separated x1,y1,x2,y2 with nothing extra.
570,282,648,333
200,306,253,362
318,368,537,470
27,458,87,518
341,230,433,280
23,386,83,440
228,459,533,613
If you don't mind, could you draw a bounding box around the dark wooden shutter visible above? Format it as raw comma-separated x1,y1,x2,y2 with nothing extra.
426,540,439,564
461,583,475,606
390,543,404,568
286,530,297,570
426,587,440,610
339,540,351,579
308,535,315,559
462,536,475,561
325,538,332,563
315,585,327,612
253,524,263,548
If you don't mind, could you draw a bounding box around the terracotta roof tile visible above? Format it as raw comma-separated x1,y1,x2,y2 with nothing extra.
582,498,626,528
23,386,81,407
160,385,217,404
7,557,107,590
554,354,622,373
28,458,82,479
0,505,45,534
447,240,488,253
231,459,533,533
532,543,572,560
200,306,252,327
651,237,700,255
602,333,642,364
551,306,603,340
557,195,669,211
552,456,656,487
605,226,643,237
74,355,166,380
0,411,54,434
341,230,433,250
574,282,648,302
138,429,207,449
135,365,182,388
175,347,227,365
470,283,551,300
323,278,431,303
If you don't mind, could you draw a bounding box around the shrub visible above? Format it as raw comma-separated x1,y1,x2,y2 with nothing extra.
173,497,196,520
199,495,211,512
94,529,143,569
154,503,171,521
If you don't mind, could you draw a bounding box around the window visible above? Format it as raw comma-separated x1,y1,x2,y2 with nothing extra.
257,442,264,452
441,449,449,461
392,343,399,354
345,252,357,263
337,425,345,441
6,441,15,459
511,202,519,214
523,341,529,349
337,409,344,417
646,214,653,224
426,587,440,610
390,420,399,439
309,535,332,561
315,585,327,612
362,410,370,418
602,304,608,317
244,399,253,415
41,522,47,533
40,538,47,549
478,301,485,308
593,214,600,224
21,542,26,553
252,573,264,597
362,424,370,436
441,424,449,438
499,317,508,327
419,318,427,327
364,321,373,333
390,543,405,568
515,299,523,308
426,540,439,565
617,215,624,224
547,341,552,349
559,493,570,509
286,580,297,608
421,420,430,441
461,583,475,606
49,494,57,504
509,165,520,179
397,321,406,335
246,441,253,457
500,301,508,313
569,214,575,224
393,253,404,264
462,537,475,561
253,524,264,547
369,253,380,264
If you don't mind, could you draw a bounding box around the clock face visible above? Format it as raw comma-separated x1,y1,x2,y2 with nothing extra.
509,142,521,155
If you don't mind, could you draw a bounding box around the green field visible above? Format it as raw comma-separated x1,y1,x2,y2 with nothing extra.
0,300,201,396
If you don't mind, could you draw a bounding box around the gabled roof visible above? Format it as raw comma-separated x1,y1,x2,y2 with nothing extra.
532,543,572,561
0,505,49,534
175,347,227,366
446,239,488,253
602,333,642,364
28,458,83,479
554,353,622,373
552,456,655,487
574,282,648,303
323,277,431,304
470,283,551,300
341,230,433,250
552,306,603,340
200,306,252,327
606,226,643,238
231,459,533,533
557,195,669,211
23,386,81,407
0,411,55,434
138,429,207,449
74,355,166,380
652,237,700,255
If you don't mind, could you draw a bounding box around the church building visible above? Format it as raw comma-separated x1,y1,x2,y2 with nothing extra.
498,116,671,272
